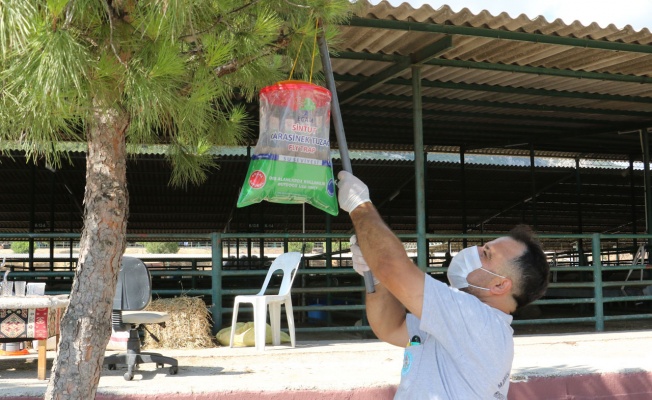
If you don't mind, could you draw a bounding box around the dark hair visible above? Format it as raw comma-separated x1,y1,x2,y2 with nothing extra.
508,225,550,309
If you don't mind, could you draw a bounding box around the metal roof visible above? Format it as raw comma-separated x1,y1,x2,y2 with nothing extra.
328,1,652,160
1,1,651,239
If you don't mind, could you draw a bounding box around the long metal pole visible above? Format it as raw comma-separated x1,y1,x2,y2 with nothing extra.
318,30,375,294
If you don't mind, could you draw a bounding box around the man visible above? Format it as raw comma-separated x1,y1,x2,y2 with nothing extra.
337,171,549,399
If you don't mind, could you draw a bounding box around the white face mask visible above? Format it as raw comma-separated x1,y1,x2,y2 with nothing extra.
447,246,506,291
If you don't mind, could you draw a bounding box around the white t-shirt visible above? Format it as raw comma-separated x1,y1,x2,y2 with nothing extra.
394,275,514,400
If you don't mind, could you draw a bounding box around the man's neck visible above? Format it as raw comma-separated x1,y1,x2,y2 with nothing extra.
474,292,517,314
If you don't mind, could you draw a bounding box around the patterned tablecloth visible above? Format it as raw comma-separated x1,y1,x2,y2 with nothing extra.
0,295,69,340
0,308,49,339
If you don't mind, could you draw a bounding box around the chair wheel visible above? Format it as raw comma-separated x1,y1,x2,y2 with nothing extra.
107,364,116,370
123,372,134,381
156,363,164,368
169,366,178,375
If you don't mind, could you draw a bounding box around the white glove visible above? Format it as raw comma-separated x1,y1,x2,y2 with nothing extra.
350,235,379,285
337,171,371,213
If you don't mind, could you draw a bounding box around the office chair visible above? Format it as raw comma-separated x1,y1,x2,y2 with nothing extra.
103,256,178,381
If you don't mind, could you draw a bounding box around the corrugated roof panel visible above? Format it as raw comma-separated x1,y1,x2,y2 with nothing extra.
339,1,652,94
362,1,652,42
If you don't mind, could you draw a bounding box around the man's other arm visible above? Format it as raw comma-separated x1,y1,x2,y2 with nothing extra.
351,203,425,345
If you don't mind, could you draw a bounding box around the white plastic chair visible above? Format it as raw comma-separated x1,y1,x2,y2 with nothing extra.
230,252,302,351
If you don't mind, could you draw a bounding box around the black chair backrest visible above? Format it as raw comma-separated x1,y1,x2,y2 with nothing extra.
113,256,152,311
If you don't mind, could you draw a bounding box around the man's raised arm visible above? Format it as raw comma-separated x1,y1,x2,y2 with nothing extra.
338,171,426,344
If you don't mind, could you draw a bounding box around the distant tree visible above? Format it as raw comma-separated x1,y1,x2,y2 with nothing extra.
332,240,351,252
143,242,179,254
289,241,314,253
0,1,352,398
10,241,30,254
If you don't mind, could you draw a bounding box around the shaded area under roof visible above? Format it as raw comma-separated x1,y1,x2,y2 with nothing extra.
0,151,645,242
2,1,652,240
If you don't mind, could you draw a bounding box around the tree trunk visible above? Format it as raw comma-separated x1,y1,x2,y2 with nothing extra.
45,107,129,400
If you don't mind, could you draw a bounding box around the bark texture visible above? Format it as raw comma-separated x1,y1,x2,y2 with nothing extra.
45,107,129,400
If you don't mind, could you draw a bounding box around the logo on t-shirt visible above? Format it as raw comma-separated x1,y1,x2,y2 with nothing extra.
401,350,413,376
493,372,510,399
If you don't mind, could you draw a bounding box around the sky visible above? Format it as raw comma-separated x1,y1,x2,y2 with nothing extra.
380,0,652,31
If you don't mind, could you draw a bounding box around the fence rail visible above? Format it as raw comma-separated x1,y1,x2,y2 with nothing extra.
1,232,652,335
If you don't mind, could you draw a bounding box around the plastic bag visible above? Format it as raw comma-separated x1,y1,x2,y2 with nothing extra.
237,80,338,215
216,322,290,347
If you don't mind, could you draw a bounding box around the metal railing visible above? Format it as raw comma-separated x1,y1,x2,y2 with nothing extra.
1,232,651,336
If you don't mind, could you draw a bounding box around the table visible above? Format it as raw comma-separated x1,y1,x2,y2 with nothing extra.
0,294,70,380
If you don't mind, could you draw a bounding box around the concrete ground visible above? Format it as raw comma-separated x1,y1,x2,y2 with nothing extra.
1,330,652,399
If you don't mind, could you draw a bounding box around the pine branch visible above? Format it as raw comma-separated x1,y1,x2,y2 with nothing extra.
214,33,291,78
63,1,75,29
178,0,262,42
102,0,128,68
284,0,312,9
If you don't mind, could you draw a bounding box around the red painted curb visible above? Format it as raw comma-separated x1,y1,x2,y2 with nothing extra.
5,373,652,400
509,371,652,400
1,387,398,400
96,387,398,400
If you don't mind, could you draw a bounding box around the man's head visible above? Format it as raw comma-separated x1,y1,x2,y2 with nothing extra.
464,225,549,311
505,225,550,309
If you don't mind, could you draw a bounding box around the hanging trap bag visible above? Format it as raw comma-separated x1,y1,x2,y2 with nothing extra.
237,80,338,215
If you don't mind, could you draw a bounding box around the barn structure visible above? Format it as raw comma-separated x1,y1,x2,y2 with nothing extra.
2,1,652,334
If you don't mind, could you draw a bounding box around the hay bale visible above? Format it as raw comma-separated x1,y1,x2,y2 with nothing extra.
143,296,214,349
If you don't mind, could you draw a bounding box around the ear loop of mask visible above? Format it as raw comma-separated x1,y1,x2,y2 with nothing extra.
466,268,506,291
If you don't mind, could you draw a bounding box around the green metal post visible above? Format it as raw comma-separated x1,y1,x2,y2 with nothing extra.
630,156,638,248
29,162,35,271
326,215,333,324
49,171,55,271
211,232,223,335
191,260,197,289
576,158,584,266
529,144,538,229
592,233,605,331
412,65,427,271
641,130,652,253
461,146,468,247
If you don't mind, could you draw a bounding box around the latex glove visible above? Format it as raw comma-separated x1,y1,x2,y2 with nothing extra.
350,235,379,285
337,171,371,213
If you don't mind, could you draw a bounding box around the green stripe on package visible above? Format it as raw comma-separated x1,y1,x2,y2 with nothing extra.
237,80,338,216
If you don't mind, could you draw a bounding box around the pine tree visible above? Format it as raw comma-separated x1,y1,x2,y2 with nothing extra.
0,1,353,398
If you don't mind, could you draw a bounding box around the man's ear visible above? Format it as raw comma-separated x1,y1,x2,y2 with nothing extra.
490,278,512,295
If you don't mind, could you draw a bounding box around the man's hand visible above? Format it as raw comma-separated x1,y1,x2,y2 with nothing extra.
337,171,371,213
350,235,379,285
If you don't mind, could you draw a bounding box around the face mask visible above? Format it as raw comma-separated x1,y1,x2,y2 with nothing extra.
447,246,506,290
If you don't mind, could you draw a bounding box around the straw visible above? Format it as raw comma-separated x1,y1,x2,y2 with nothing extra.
143,295,214,349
